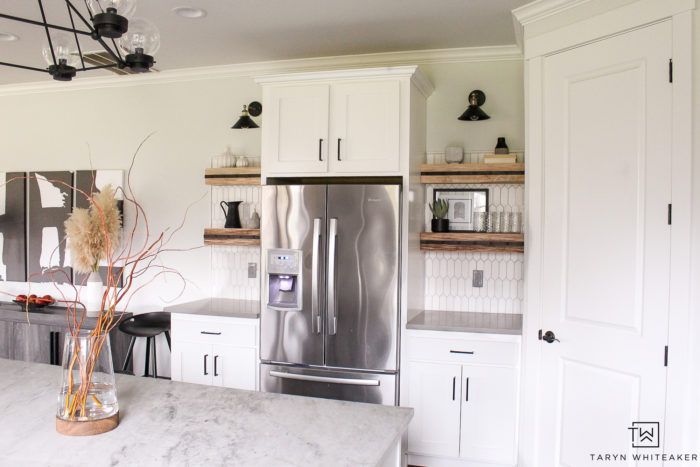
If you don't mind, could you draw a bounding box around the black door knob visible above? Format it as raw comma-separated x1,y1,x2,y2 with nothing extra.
542,330,560,343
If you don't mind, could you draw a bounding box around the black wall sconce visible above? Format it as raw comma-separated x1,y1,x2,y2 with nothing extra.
458,90,490,121
232,101,262,129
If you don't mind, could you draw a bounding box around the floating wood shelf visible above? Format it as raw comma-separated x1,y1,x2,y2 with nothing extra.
420,232,524,253
204,228,260,246
204,167,261,186
420,163,524,184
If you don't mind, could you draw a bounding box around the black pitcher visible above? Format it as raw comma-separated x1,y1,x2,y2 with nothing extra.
220,201,242,228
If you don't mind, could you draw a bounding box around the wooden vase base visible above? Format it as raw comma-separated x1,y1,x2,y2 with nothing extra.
56,411,119,436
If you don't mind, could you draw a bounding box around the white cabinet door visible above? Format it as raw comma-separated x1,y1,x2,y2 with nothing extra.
263,84,329,174
407,361,461,457
212,344,257,391
175,341,212,386
329,80,400,173
460,365,518,465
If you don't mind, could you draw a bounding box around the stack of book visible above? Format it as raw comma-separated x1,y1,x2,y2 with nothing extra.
483,154,517,164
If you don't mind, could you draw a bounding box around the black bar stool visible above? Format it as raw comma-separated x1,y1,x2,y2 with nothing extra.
118,311,171,378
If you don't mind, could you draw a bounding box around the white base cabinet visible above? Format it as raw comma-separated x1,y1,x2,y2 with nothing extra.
171,313,259,391
406,330,520,466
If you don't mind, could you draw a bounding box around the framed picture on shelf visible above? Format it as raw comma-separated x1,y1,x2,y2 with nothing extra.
433,188,488,231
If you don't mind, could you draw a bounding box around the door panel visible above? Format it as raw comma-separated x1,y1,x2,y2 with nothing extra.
213,344,257,391
537,21,672,465
261,185,326,366
406,361,461,457
329,81,400,173
325,184,400,371
460,365,518,464
176,341,212,386
260,363,396,405
263,85,329,174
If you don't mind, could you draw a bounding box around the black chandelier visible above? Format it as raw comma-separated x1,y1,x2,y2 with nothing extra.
0,0,160,81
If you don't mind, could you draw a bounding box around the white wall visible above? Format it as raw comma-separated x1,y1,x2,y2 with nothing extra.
0,55,524,374
690,5,700,450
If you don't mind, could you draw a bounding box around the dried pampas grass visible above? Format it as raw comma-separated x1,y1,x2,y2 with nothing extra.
65,184,121,273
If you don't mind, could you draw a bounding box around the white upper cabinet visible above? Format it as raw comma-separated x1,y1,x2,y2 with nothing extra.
264,84,329,174
257,67,432,179
328,80,400,173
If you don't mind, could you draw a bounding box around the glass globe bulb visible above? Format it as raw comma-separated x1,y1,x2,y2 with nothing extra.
86,0,136,19
118,17,160,55
41,34,80,67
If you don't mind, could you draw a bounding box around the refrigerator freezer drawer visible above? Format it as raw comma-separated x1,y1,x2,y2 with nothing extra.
261,364,397,406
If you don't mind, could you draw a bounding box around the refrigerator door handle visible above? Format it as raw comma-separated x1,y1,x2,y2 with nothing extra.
269,370,380,386
311,217,322,334
327,217,338,335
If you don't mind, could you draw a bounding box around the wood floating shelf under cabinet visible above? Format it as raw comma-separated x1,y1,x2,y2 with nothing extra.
204,228,260,246
420,232,524,253
204,167,261,186
420,163,524,184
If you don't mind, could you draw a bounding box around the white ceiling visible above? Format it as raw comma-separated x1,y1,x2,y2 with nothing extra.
0,0,529,85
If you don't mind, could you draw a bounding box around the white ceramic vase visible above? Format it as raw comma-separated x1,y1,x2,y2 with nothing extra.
84,271,104,317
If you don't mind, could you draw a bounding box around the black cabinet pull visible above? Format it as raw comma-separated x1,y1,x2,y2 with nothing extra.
49,332,55,365
203,354,209,375
319,138,323,161
450,350,474,355
54,331,60,365
200,331,222,335
337,138,342,161
214,355,219,376
452,376,456,400
465,377,470,402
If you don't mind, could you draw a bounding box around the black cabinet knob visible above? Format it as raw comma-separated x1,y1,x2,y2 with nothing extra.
542,330,560,343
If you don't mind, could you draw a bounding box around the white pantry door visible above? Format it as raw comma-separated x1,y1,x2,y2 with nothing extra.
536,21,672,465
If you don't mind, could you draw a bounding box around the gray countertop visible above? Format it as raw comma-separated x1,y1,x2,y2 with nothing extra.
0,358,412,466
164,298,260,319
407,310,522,335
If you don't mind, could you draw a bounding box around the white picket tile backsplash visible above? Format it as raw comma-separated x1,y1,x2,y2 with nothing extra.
208,151,525,314
423,150,525,315
210,185,261,300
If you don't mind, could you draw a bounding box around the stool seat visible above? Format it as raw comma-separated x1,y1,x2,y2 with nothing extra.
117,312,171,378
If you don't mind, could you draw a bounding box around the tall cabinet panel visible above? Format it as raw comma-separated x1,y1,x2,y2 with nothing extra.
262,84,329,174
328,80,400,173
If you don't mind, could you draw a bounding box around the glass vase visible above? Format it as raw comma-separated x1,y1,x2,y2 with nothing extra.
56,332,119,435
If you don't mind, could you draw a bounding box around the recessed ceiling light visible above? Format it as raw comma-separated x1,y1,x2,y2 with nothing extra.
172,6,207,19
0,33,19,42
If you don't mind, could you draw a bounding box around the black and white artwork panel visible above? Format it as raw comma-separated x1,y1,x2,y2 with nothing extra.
0,172,27,282
28,171,73,284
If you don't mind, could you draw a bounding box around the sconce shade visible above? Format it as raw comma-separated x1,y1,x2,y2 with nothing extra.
232,102,262,129
458,90,490,121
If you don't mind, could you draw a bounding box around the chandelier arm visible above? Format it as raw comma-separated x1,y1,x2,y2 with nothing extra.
0,13,92,36
37,0,57,66
65,0,98,36
82,0,94,20
94,38,126,67
65,1,86,70
0,62,51,73
109,37,124,61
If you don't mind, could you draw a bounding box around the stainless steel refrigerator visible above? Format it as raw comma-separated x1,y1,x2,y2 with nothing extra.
260,182,400,405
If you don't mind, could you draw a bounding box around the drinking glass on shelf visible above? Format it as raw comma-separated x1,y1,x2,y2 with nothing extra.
510,212,522,233
487,211,501,233
473,212,488,232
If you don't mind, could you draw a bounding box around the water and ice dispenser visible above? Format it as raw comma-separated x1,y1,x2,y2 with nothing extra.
266,249,302,311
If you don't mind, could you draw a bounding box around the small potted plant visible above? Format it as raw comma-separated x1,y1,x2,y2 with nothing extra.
429,199,449,232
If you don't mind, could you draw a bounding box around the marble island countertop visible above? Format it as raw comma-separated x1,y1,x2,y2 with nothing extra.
0,358,411,466
407,310,523,335
164,298,260,319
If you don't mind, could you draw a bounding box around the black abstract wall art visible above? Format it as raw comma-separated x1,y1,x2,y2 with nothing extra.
0,172,27,282
27,171,73,284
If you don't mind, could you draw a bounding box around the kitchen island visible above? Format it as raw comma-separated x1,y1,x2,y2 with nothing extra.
0,358,412,466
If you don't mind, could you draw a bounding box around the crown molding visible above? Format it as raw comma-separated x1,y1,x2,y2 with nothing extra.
0,45,521,97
